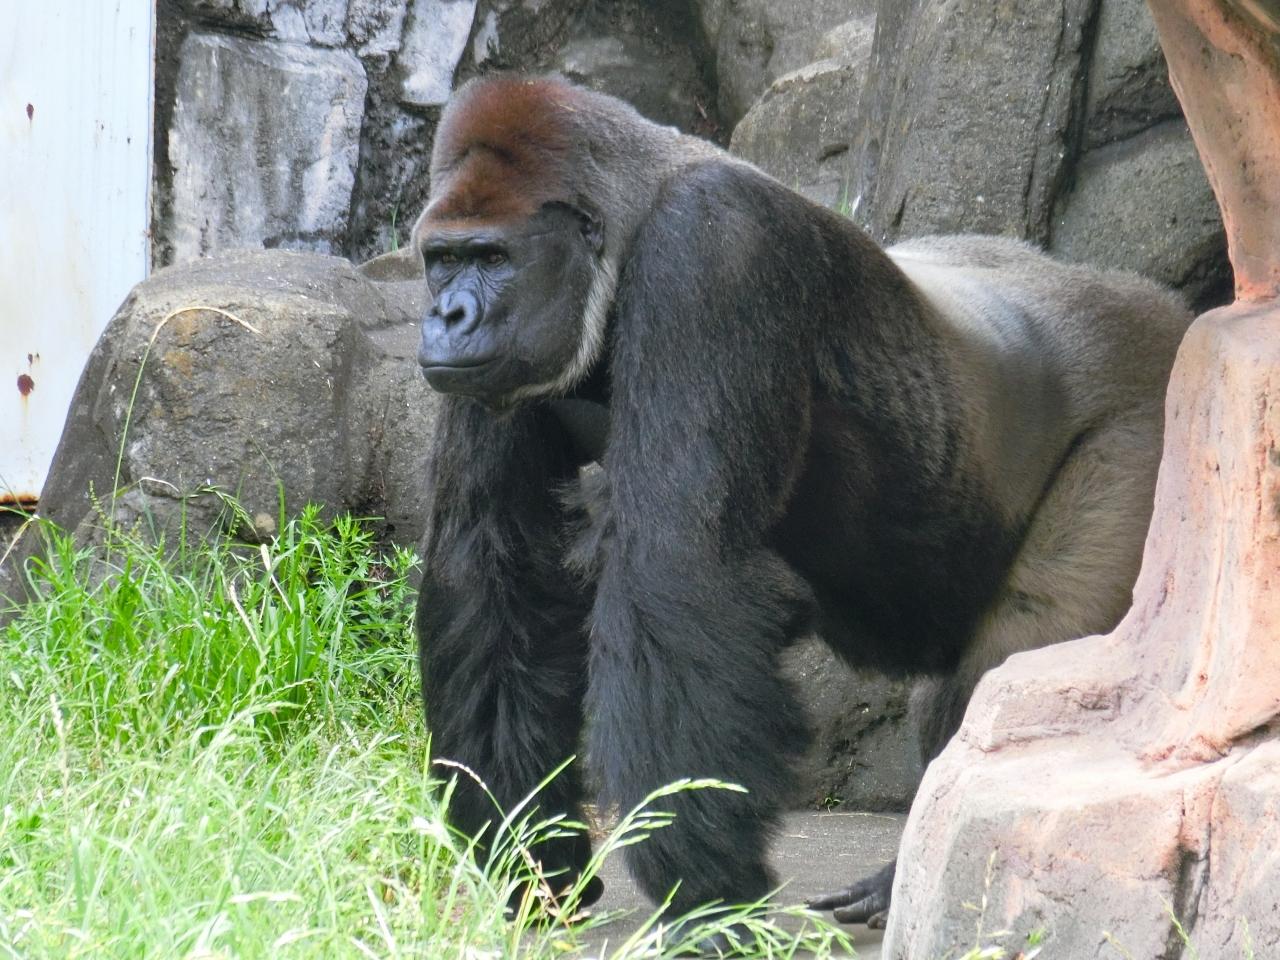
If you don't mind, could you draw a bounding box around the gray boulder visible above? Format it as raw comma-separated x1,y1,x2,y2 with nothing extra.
1051,121,1228,307
455,0,719,137
851,0,1097,243
730,12,874,208
1053,0,1230,309
169,34,367,261
550,2,718,134
4,250,437,574
696,0,876,127
398,0,478,107
813,15,876,63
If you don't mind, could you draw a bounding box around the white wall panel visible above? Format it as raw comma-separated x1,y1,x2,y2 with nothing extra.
0,1,154,504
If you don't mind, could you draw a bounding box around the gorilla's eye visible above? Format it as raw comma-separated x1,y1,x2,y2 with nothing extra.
439,252,460,266
483,251,507,266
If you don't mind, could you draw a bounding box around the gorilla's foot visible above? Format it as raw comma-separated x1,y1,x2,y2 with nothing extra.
668,920,758,958
574,874,606,910
808,859,895,926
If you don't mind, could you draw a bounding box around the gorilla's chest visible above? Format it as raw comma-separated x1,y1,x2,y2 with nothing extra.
549,397,610,463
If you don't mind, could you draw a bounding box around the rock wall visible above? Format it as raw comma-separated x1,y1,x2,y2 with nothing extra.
151,0,718,267
831,0,1231,310
154,1,1231,309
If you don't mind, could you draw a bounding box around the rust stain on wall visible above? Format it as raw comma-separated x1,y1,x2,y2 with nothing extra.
16,373,34,396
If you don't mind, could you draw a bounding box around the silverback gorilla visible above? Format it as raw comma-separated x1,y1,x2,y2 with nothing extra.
412,75,1192,929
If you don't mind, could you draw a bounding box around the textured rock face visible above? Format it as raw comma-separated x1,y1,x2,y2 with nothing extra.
696,0,876,127
7,250,438,567
730,20,873,208
154,0,719,264
188,0,351,45
156,0,1232,310
346,0,409,56
721,0,1229,304
885,1,1280,952
169,34,367,261
846,0,1230,309
398,0,477,107
1080,0,1181,147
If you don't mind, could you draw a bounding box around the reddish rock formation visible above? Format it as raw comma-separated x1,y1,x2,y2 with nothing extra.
884,3,1280,956
1148,0,1280,304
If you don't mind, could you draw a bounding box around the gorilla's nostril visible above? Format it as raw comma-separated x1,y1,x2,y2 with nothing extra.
443,305,469,326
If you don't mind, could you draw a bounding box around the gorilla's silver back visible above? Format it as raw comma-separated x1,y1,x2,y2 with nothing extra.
888,235,1191,524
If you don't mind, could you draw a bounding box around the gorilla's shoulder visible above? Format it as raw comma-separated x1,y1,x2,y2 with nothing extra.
644,159,858,254
649,159,773,212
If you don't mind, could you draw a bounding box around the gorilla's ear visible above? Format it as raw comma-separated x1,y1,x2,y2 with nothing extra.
569,200,604,256
581,209,604,256
541,200,604,256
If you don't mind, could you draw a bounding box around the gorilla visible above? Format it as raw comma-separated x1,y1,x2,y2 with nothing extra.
411,74,1191,929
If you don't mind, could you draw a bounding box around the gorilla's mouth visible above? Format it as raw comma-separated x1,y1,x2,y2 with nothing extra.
421,357,493,370
420,356,499,395
418,350,497,375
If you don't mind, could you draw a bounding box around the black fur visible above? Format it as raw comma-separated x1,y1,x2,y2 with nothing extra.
416,399,594,896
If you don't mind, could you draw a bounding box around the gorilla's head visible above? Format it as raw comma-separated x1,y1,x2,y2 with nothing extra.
413,77,616,408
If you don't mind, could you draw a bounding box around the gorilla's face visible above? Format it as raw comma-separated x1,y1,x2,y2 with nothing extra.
416,202,602,406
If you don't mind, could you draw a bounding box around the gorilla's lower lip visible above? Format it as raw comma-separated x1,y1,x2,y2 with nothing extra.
420,356,496,371
421,356,500,395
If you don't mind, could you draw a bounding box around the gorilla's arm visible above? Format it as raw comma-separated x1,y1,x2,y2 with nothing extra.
584,162,844,912
417,398,596,898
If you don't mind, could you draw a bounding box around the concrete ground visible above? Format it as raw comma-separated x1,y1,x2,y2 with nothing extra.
579,810,905,959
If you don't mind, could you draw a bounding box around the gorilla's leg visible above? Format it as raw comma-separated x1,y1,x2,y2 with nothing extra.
418,400,599,908
813,416,1161,926
585,546,812,917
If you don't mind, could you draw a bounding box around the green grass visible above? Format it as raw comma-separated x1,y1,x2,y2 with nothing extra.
0,507,853,958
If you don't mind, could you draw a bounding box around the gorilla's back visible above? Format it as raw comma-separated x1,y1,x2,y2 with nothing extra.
886,236,1192,524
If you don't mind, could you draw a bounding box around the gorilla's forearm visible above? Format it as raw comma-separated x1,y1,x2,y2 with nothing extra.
417,399,592,885
585,543,811,913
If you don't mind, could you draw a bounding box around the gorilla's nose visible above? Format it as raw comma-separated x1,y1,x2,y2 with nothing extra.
433,289,480,333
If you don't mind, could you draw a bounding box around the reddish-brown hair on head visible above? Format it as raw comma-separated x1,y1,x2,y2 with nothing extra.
422,75,587,227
